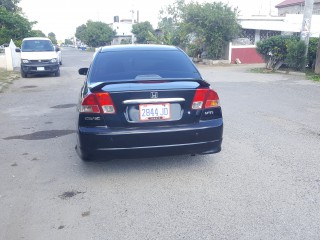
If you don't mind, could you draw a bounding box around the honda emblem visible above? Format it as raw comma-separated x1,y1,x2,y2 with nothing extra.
150,92,158,99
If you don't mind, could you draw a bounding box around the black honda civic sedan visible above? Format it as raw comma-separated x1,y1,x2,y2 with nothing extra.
76,45,223,161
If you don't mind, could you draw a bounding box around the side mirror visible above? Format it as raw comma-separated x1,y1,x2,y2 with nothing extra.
15,48,21,52
78,68,88,75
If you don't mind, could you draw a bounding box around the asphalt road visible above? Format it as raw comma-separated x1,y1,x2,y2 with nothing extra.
1,47,320,240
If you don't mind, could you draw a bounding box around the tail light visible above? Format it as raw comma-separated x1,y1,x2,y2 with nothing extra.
191,88,220,110
80,92,116,114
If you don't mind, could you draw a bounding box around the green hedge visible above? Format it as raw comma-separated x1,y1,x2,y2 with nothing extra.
257,35,319,71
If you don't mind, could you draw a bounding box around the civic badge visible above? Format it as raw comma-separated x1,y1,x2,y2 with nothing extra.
150,92,158,99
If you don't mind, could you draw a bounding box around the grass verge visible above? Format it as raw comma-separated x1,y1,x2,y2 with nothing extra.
251,67,320,82
0,69,20,90
250,68,274,74
306,71,320,82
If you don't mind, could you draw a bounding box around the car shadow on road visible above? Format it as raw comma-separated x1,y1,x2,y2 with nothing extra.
77,154,217,176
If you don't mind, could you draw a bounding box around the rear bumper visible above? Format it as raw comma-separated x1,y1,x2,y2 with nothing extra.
76,119,223,160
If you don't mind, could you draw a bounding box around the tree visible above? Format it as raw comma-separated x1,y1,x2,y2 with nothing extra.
181,2,240,59
158,0,240,59
157,17,188,47
0,0,21,13
158,0,188,48
75,24,87,43
0,6,32,44
132,21,154,44
48,32,57,44
30,29,46,37
75,21,115,47
64,38,73,45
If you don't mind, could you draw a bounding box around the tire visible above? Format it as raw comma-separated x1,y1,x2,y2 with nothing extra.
54,69,60,77
21,71,27,78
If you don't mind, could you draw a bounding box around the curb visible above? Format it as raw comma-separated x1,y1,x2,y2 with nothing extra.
275,70,306,76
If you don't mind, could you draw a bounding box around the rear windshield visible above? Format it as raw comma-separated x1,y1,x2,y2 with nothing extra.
89,50,201,82
21,40,54,52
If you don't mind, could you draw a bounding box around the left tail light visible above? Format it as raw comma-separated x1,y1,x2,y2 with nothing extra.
191,88,220,110
80,92,116,114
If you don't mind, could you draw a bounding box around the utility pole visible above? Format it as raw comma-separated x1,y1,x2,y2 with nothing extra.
300,0,314,60
131,0,135,45
131,9,135,44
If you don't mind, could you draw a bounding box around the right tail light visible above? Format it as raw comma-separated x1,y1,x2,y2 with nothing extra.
191,88,220,110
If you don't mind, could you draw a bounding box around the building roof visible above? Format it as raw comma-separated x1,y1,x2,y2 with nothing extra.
275,0,304,8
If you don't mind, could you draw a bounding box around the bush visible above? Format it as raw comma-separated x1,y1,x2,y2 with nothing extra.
307,38,319,69
285,40,306,71
256,35,299,70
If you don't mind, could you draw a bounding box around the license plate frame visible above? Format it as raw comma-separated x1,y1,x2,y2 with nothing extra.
139,103,171,121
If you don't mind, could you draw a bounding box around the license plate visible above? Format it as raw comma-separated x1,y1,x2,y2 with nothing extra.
139,103,171,121
37,67,45,71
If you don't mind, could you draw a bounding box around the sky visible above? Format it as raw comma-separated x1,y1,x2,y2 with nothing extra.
18,0,282,41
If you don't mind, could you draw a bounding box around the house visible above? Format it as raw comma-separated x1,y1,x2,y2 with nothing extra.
240,14,320,41
109,12,141,45
229,14,320,64
109,17,135,45
276,0,320,16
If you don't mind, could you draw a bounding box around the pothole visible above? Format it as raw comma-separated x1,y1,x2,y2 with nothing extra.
59,190,84,200
4,130,75,140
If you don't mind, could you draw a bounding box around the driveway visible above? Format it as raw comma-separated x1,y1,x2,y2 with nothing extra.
1,47,320,240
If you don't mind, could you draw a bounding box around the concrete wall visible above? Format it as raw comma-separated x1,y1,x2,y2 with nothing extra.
0,53,6,69
278,3,320,16
230,45,265,64
278,4,304,16
0,40,20,71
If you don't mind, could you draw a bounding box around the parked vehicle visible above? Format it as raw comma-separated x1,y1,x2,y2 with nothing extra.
15,37,60,78
54,45,62,65
76,45,223,161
